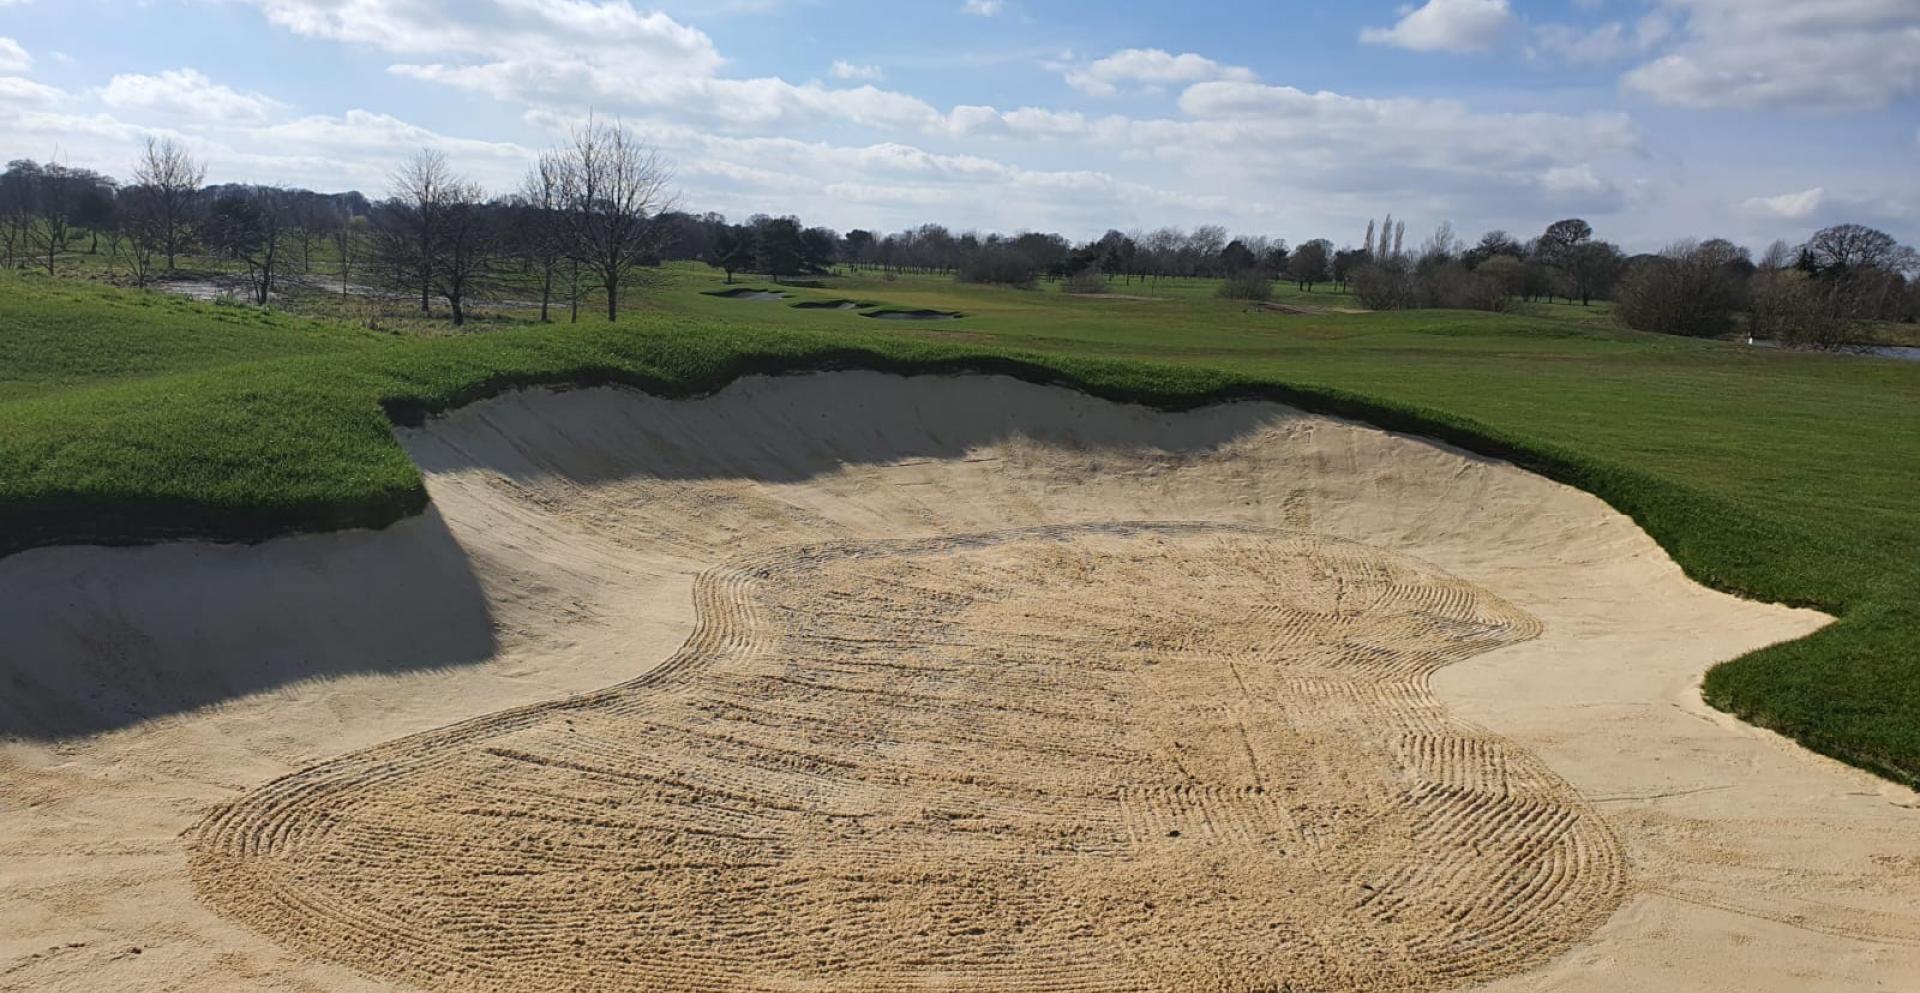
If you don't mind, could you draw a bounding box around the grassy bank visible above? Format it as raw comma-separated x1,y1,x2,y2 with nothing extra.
2,266,1916,784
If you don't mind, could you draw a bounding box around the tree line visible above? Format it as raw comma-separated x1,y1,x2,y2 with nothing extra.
3,133,1915,344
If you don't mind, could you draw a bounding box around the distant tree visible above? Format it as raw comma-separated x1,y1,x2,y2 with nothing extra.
1804,223,1904,276
513,155,567,321
382,149,454,314
1331,248,1371,290
713,225,756,283
800,225,838,272
1263,240,1290,276
1417,221,1461,268
1187,225,1228,276
332,212,366,300
132,137,206,271
756,216,806,282
1463,230,1525,269
1566,240,1626,305
842,228,876,270
1531,218,1598,303
1476,255,1527,299
71,177,118,255
429,180,498,327
0,162,32,267
550,118,675,322
203,188,287,305
1219,239,1258,275
1288,239,1331,291
25,162,80,275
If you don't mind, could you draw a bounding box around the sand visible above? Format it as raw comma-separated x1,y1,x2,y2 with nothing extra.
3,372,1917,993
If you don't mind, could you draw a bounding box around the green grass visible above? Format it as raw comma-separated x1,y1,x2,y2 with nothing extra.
3,263,1917,786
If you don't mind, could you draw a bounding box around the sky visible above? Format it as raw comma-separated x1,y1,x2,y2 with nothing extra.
0,0,1916,253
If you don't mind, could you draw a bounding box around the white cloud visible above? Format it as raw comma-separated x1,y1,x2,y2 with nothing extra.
1742,187,1825,220
1063,49,1256,98
1361,0,1514,54
0,36,30,74
206,0,1654,240
99,69,282,123
261,109,530,161
237,0,724,69
830,60,884,82
0,76,61,106
1622,0,1920,111
1531,14,1670,64
961,0,1002,15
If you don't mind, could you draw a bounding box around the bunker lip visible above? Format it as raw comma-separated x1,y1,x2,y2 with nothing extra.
861,308,964,321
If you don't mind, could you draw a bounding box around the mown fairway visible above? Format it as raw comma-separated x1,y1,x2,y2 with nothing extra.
2,264,1916,783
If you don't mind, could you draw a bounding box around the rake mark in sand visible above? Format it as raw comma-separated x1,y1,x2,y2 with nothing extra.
190,521,1623,993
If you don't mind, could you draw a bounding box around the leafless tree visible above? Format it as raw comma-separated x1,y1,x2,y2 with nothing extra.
27,163,78,275
514,155,568,322
1805,223,1903,274
430,179,499,327
332,212,365,298
131,137,206,271
385,149,454,314
550,118,675,322
204,187,289,305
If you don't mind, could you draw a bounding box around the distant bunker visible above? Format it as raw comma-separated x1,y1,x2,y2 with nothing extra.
703,288,789,301
862,308,964,321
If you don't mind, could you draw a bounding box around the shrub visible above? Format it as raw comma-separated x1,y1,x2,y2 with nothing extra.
1615,240,1746,338
1216,271,1273,301
1062,269,1109,295
1350,260,1418,310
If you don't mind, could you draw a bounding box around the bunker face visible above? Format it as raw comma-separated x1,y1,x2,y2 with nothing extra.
190,524,1619,992
791,299,865,310
9,373,1915,993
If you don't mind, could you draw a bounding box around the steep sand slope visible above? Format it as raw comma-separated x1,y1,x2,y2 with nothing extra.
2,372,1914,993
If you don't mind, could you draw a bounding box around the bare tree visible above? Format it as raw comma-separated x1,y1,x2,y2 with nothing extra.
332,211,365,299
203,187,288,305
27,163,77,275
550,118,674,322
430,179,498,327
1804,223,1902,274
513,155,567,321
132,137,206,272
385,149,454,314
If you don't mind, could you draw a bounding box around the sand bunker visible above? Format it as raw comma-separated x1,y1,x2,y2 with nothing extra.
704,288,788,301
791,299,867,310
862,308,962,320
3,373,1917,993
189,523,1619,992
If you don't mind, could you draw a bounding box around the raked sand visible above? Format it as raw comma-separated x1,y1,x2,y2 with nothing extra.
2,372,1916,993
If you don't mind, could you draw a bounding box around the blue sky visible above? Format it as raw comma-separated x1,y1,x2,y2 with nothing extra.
1,0,1915,252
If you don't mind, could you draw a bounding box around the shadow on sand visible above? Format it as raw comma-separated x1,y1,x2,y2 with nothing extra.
0,507,498,739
